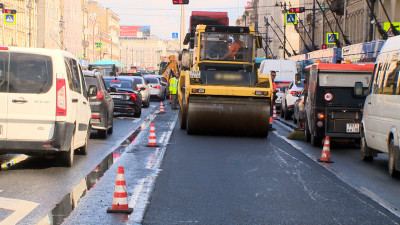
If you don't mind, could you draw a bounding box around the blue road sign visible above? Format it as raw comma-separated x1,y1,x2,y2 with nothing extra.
326,33,339,45
172,33,179,39
285,13,297,25
4,14,15,25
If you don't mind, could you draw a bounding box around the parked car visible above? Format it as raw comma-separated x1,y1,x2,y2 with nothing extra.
275,81,292,109
293,88,306,128
152,74,170,98
120,75,150,108
103,77,143,117
0,47,96,167
361,35,400,176
84,70,114,138
281,79,305,120
144,75,168,100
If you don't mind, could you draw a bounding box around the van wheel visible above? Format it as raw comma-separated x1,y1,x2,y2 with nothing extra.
78,126,91,155
388,139,399,177
360,131,373,161
59,136,74,167
311,134,322,147
304,119,311,142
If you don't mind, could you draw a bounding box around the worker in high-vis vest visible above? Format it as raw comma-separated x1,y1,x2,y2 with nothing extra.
169,72,180,109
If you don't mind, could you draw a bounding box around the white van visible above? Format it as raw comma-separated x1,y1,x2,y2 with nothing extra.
0,47,96,167
259,59,297,108
361,35,400,176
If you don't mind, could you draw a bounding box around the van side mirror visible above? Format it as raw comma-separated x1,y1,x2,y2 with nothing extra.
295,73,301,85
88,85,97,97
354,82,363,96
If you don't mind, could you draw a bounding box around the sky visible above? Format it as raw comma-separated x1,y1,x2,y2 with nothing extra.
96,0,249,40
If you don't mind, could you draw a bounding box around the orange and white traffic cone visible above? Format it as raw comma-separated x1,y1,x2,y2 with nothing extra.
317,136,333,163
107,166,133,213
159,101,166,114
146,123,159,147
272,105,277,119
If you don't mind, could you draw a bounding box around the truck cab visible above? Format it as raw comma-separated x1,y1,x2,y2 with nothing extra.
303,63,374,146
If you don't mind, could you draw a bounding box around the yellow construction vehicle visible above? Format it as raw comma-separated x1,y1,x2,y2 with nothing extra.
178,12,273,137
160,55,179,82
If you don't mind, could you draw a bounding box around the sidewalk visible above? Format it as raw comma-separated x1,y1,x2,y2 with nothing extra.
63,107,179,225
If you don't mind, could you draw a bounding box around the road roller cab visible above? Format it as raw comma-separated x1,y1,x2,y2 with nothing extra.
178,18,273,137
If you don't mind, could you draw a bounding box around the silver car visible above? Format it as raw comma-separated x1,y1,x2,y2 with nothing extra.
144,75,168,100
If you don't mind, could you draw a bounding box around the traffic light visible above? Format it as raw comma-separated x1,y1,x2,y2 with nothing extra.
288,7,305,13
172,0,189,4
322,44,327,49
2,9,17,14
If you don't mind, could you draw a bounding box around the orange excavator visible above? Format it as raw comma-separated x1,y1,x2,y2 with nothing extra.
161,55,179,82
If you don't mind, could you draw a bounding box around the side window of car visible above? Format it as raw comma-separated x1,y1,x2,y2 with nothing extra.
382,61,400,95
64,61,75,91
67,58,82,94
0,53,8,93
78,64,87,98
132,81,138,91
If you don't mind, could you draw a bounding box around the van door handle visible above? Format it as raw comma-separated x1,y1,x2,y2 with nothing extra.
83,101,87,105
367,101,371,105
72,98,78,103
12,99,28,103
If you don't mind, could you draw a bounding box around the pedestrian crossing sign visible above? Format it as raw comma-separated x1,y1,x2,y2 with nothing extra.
96,43,102,51
285,13,297,25
326,33,339,45
4,14,15,25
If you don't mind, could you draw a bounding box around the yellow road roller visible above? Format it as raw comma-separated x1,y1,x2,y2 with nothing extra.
178,17,273,137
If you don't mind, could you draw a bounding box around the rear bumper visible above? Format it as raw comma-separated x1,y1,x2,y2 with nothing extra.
114,103,139,113
0,122,74,155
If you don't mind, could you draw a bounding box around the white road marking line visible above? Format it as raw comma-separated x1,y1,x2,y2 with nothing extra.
0,197,39,225
129,113,178,223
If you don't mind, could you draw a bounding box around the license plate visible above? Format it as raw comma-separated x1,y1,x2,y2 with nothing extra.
112,95,122,99
346,123,360,133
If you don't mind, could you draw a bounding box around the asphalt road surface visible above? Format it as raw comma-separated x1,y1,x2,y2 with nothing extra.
143,125,400,224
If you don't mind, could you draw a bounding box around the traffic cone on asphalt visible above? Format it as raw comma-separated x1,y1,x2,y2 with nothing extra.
159,101,166,114
317,136,333,163
107,166,133,214
272,105,277,119
146,123,159,147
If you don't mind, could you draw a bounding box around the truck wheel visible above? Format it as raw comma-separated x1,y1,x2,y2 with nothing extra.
59,135,74,167
360,131,373,161
304,119,311,142
311,134,322,147
388,139,399,177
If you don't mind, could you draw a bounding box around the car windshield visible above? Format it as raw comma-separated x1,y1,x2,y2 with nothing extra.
199,32,253,62
145,77,159,84
133,77,143,84
104,79,132,89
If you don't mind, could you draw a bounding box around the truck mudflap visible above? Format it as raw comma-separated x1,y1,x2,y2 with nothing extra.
186,96,270,137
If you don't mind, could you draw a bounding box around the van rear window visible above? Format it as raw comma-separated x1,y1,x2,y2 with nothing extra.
8,53,53,93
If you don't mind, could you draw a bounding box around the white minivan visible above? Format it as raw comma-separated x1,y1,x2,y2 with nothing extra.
0,47,96,167
361,35,400,176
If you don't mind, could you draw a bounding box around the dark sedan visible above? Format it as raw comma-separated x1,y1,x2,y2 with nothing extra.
103,77,143,118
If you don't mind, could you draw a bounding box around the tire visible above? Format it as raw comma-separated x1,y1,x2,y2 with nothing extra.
143,99,150,108
59,135,74,167
293,112,297,124
360,131,373,161
280,107,285,118
98,129,107,139
283,105,291,120
134,104,142,118
304,118,311,142
108,117,114,134
77,125,91,155
311,134,322,147
388,139,399,177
